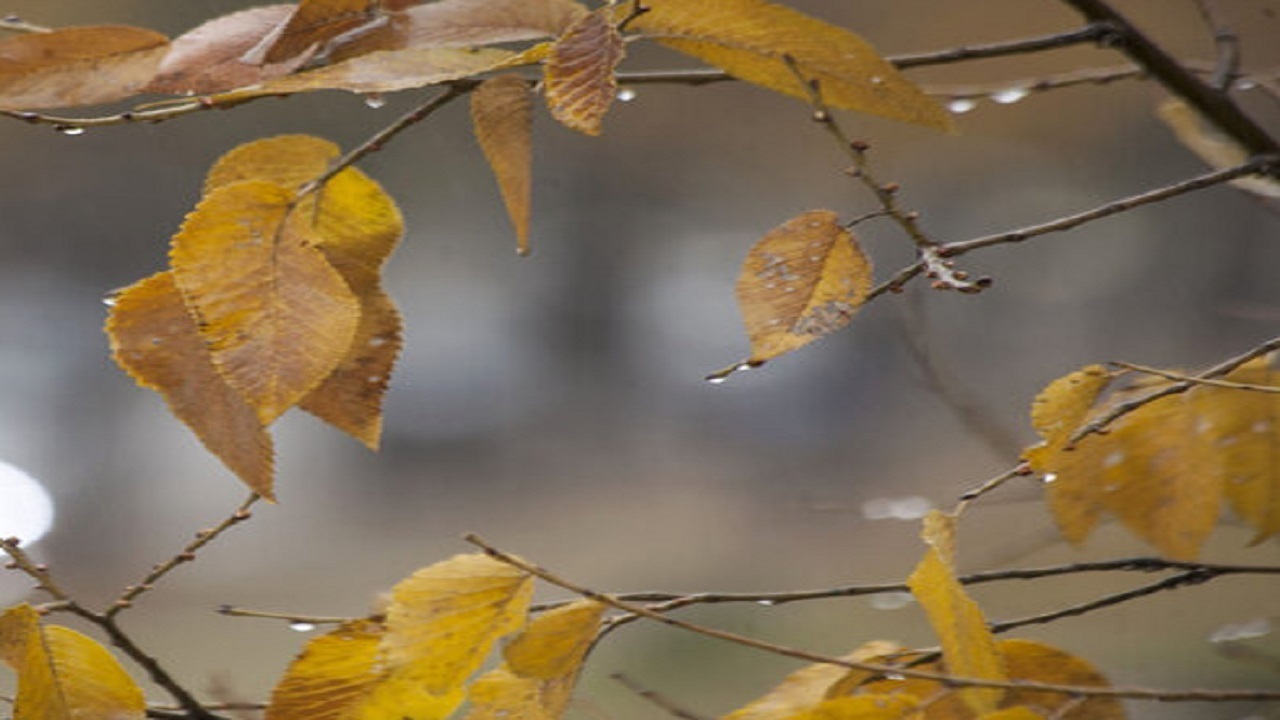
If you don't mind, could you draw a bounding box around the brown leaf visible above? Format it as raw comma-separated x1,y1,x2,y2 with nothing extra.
0,26,169,109
169,180,361,425
216,46,516,98
256,0,381,65
108,272,276,498
628,0,950,131
472,75,535,255
734,210,872,365
331,0,588,60
146,6,305,95
544,10,625,136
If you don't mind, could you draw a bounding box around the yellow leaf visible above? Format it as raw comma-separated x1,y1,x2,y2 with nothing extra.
1025,365,1111,451
544,10,625,136
726,641,901,720
472,75,535,255
383,553,534,693
906,511,1005,715
734,210,872,366
204,134,339,193
0,605,146,720
628,0,949,131
976,709,1044,720
1157,97,1280,199
503,599,603,680
467,669,550,720
0,26,169,109
789,695,920,720
107,271,275,498
169,180,361,424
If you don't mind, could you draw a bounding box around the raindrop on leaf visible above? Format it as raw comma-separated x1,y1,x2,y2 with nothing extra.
946,98,977,114
289,622,317,632
991,88,1029,104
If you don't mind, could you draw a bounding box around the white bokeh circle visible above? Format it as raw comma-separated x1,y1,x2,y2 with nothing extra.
0,460,54,546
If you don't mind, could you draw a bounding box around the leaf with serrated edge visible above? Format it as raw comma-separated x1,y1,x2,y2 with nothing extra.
169,180,360,424
472,75,534,254
257,0,379,65
0,605,146,720
1199,361,1280,543
544,10,624,136
108,271,275,498
383,553,534,694
0,26,169,109
628,0,949,130
146,6,306,95
907,511,1005,715
204,134,339,193
726,641,901,720
735,210,871,365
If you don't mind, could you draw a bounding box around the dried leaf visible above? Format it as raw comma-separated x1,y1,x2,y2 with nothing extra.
544,10,625,136
628,0,950,131
169,180,361,424
383,553,534,693
788,695,920,720
107,271,275,498
726,641,901,720
0,26,169,109
977,709,1045,720
734,210,872,366
472,75,535,254
147,5,305,95
257,0,381,65
906,511,1005,715
219,46,516,97
0,605,146,720
1158,97,1280,199
332,0,588,59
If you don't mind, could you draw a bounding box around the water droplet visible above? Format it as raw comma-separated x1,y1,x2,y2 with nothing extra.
868,592,914,611
368,336,387,348
883,673,906,681
784,286,796,293
102,295,118,307
705,362,755,385
289,622,316,632
946,98,977,114
889,496,932,520
707,376,728,385
756,599,776,607
1103,451,1125,468
991,87,1029,104
1209,617,1272,643
808,255,822,262
1196,418,1214,434
869,76,885,86
363,93,386,109
1252,420,1271,434
55,125,85,136
617,87,637,102
1041,473,1058,484
1236,79,1257,91
366,375,382,384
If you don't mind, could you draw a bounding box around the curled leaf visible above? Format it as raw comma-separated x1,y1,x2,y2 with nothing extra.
472,75,535,254
544,10,625,136
147,5,305,95
0,26,169,109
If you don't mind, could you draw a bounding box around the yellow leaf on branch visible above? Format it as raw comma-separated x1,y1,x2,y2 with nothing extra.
725,640,902,720
628,0,950,130
544,10,625,136
472,74,535,255
0,605,146,720
0,26,169,109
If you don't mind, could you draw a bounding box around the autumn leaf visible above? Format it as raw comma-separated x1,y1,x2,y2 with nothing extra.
0,26,169,109
255,0,381,65
725,641,902,720
0,605,146,720
627,0,950,131
107,271,275,499
472,75,535,255
976,709,1045,720
1158,97,1280,199
382,553,534,693
1198,362,1280,543
465,600,605,720
716,210,872,376
331,0,588,60
788,695,920,720
169,180,361,425
907,511,1005,714
544,10,625,136
146,5,306,95
204,133,338,192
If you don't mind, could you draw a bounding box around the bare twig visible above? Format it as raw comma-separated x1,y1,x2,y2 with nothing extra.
955,464,1031,510
941,158,1273,257
1191,0,1240,92
465,534,1280,703
989,568,1217,633
216,605,353,625
109,493,261,617
0,15,50,33
611,673,713,720
891,24,1112,69
1113,360,1280,393
1071,335,1280,442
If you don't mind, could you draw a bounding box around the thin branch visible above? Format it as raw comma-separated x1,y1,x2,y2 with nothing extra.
891,24,1112,69
1191,0,1240,91
109,493,260,617
1059,0,1280,158
0,537,74,603
941,158,1273,257
298,84,469,196
1113,360,1280,393
955,464,1031,510
989,568,1217,633
216,605,353,625
465,534,1280,703
0,15,50,33
611,673,713,720
1071,335,1280,442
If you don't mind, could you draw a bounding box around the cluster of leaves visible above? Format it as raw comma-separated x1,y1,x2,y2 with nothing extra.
1025,359,1280,560
1,530,1131,720
0,0,951,494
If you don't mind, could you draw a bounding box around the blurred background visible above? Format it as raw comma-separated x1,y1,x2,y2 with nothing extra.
2,1,1280,718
